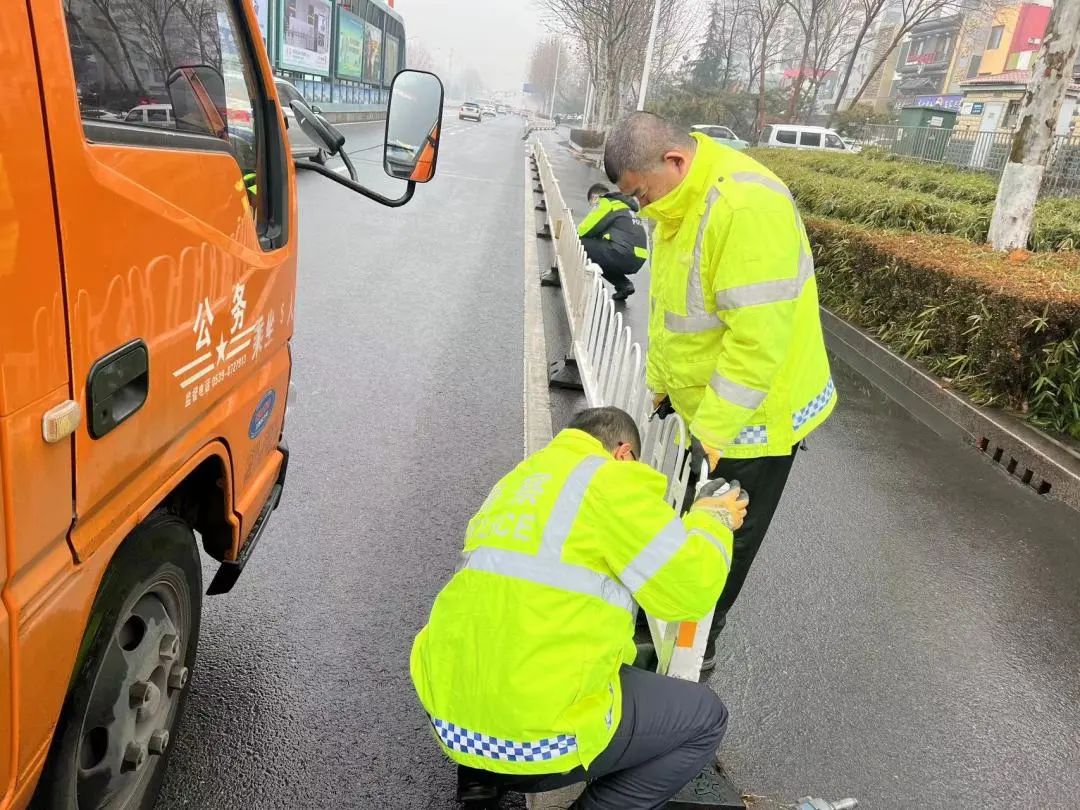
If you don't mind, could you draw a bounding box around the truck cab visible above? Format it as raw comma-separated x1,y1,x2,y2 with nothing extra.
1,1,441,807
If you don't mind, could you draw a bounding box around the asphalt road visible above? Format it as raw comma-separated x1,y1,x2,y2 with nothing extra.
533,128,1080,808
157,114,529,809
155,117,1080,810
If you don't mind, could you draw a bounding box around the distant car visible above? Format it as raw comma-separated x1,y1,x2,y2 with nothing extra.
124,104,174,127
274,78,327,164
691,124,749,150
459,102,482,122
481,104,496,118
758,124,852,152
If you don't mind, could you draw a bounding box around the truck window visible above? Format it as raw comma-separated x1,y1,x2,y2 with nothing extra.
825,133,845,149
776,129,797,145
799,131,822,147
64,0,262,216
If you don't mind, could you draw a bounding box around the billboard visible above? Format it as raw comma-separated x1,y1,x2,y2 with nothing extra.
914,94,962,112
337,10,366,80
384,34,400,85
364,23,383,84
281,0,331,75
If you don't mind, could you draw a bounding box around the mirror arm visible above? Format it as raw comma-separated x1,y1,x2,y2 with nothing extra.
294,160,416,208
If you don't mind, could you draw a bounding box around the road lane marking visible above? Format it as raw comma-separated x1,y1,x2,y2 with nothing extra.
522,152,553,455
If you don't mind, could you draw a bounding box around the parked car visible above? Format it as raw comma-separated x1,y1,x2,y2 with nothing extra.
758,124,852,151
274,78,327,164
690,124,749,150
459,101,482,122
124,104,174,127
481,104,497,118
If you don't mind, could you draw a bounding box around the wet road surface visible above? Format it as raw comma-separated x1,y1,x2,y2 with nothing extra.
156,119,1080,810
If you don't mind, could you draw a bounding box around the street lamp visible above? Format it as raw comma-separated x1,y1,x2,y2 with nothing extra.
637,0,661,111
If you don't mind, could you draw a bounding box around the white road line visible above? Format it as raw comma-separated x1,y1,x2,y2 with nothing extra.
173,352,212,377
180,364,214,388
522,152,553,456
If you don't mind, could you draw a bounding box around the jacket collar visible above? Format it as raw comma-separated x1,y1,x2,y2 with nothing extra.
550,429,613,459
640,133,722,229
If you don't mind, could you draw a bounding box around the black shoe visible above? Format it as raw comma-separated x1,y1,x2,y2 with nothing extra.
540,269,561,288
611,281,635,301
699,639,718,682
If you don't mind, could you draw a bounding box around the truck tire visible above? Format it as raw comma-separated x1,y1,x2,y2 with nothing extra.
32,512,202,810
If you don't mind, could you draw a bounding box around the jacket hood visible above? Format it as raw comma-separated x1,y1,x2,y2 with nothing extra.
603,191,641,212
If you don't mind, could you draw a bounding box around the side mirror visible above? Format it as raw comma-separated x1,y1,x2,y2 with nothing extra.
383,70,444,183
290,100,345,156
167,65,227,139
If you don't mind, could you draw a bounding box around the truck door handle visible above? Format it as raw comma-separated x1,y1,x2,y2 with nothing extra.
87,340,149,439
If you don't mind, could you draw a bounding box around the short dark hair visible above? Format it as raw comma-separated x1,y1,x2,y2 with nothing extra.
567,406,641,458
604,112,694,184
587,182,610,199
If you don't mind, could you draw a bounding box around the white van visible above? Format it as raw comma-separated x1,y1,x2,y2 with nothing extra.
123,103,175,127
758,124,852,151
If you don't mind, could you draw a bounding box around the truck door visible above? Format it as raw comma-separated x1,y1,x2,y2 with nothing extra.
2,0,79,795
30,0,295,561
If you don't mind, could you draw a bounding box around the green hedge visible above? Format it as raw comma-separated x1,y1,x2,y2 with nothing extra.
749,149,1080,252
806,216,1080,439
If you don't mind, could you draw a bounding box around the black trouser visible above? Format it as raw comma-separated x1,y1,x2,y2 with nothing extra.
581,237,641,293
683,444,800,648
458,666,727,810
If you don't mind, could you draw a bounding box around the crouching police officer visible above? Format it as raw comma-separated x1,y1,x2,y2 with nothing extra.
411,407,747,809
576,183,649,300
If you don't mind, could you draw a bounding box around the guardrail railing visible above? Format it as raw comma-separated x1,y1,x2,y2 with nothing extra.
530,141,714,681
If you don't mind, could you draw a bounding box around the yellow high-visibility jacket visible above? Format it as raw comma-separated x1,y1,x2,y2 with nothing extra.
410,429,733,774
642,133,836,458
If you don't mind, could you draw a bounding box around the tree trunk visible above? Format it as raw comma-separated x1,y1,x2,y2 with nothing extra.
757,31,769,130
787,18,815,122
827,18,872,126
988,0,1080,250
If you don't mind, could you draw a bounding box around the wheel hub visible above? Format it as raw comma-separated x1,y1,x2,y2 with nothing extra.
76,585,189,808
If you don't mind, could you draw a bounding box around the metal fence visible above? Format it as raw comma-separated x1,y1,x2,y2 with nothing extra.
852,125,1080,197
530,142,712,681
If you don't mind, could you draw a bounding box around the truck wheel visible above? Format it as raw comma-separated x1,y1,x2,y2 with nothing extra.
32,512,202,810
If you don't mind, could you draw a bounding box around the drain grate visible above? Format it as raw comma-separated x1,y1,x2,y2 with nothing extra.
978,437,1053,496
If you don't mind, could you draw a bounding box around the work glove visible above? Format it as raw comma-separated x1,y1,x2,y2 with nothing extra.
691,478,749,532
690,439,723,473
650,393,674,420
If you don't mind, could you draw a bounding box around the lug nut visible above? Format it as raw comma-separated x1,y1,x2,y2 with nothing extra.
167,666,190,692
129,680,155,709
159,634,180,661
148,729,170,755
122,742,147,772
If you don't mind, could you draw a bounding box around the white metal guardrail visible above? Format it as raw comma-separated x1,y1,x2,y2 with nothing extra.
531,142,716,681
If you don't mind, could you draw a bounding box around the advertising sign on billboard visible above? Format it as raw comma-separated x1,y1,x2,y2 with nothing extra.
281,0,331,75
338,10,366,80
384,34,400,85
364,23,383,85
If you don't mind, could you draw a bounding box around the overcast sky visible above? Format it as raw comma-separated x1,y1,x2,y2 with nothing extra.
395,0,547,94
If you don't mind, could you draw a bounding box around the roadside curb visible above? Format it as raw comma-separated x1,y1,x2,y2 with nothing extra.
822,307,1080,511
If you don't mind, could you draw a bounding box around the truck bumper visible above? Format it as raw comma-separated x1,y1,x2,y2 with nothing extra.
206,439,289,595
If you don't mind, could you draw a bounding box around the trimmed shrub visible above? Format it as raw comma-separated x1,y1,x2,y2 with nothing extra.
749,148,1080,252
806,216,1080,439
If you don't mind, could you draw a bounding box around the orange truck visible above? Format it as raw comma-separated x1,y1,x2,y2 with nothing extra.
2,2,442,808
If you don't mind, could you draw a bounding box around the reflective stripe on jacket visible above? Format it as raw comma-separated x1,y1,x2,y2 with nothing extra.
640,133,837,458
410,429,733,775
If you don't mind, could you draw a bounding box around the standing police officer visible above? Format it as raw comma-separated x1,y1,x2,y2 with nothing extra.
603,113,837,676
411,407,747,809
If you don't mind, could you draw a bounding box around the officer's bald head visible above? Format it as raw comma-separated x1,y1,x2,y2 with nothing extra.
568,407,641,461
604,113,695,207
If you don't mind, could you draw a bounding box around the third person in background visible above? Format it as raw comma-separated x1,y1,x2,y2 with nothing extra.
603,112,837,676
575,182,649,301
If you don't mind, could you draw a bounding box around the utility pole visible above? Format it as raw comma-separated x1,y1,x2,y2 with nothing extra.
988,0,1080,251
637,0,662,110
549,43,562,119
